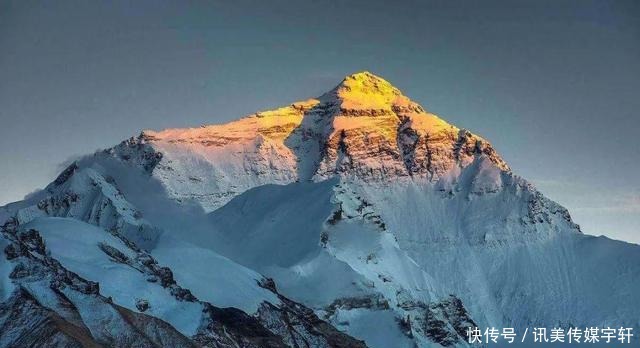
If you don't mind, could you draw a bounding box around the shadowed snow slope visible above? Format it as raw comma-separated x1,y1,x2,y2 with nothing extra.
1,72,639,348
0,161,365,347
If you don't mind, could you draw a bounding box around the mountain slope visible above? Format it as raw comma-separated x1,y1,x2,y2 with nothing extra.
0,163,366,347
1,71,638,347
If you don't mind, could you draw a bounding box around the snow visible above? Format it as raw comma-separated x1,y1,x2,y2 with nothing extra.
23,217,203,336
331,308,414,348
59,288,138,344
11,165,161,250
152,234,279,313
202,179,447,346
149,136,299,211
125,72,506,212
326,219,440,305
357,176,640,331
207,180,337,268
265,251,374,308
325,71,408,111
191,167,640,346
2,71,639,347
21,281,87,328
203,180,380,308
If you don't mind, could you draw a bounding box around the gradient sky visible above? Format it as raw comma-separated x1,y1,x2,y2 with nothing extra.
1,0,638,243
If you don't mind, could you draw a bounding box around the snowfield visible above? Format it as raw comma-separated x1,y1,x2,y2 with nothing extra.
1,72,638,347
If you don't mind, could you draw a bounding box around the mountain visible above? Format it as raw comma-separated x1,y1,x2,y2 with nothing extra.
1,72,638,347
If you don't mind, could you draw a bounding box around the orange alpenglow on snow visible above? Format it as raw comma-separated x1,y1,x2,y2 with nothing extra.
144,72,455,143
134,72,509,210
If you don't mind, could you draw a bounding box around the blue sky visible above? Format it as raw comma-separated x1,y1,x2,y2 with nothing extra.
1,0,638,243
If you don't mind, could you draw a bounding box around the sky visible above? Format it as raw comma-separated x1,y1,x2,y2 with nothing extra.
1,0,638,243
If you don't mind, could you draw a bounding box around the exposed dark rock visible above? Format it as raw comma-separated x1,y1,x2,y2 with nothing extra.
324,295,390,318
259,277,278,293
398,315,413,338
135,298,150,312
4,242,23,260
110,134,164,173
17,229,46,255
327,208,343,225
9,262,32,279
169,287,196,302
98,242,130,264
53,162,79,186
418,295,477,347
196,303,288,348
256,278,369,348
156,266,175,287
0,288,99,348
257,298,368,348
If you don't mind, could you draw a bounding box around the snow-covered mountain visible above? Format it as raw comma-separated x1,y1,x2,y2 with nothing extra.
1,72,638,347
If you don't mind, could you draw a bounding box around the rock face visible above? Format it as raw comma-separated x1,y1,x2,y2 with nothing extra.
1,72,639,348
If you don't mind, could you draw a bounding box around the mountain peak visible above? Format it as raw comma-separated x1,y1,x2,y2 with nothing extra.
341,71,393,87
323,71,407,110
137,71,509,204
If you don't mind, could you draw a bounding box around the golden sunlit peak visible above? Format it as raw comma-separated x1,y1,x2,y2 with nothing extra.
326,71,409,111
339,71,397,92
344,70,382,80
